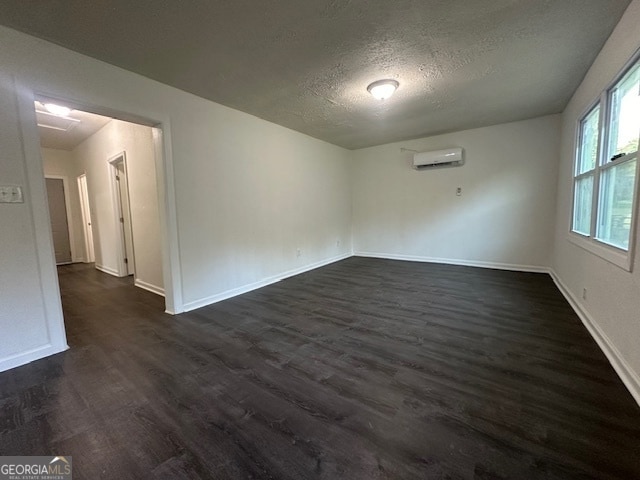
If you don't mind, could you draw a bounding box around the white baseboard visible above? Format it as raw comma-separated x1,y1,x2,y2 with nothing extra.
354,251,549,273
0,342,68,373
95,263,119,276
182,253,352,312
549,269,640,407
135,278,165,297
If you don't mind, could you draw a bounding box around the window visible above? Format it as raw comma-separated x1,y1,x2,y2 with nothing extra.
573,106,599,235
572,55,640,269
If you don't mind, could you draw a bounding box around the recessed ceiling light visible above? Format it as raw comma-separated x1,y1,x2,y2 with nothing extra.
43,103,72,117
367,79,399,100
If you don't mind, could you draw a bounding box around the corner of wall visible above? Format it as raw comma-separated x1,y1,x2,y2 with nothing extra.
549,269,640,406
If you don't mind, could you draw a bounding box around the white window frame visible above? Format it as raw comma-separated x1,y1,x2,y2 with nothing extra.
569,49,640,272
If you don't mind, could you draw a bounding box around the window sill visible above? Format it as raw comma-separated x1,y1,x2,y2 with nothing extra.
567,232,633,272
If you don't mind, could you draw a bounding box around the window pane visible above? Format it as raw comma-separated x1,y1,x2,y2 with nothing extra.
606,62,639,160
596,159,637,249
577,106,600,174
573,175,594,235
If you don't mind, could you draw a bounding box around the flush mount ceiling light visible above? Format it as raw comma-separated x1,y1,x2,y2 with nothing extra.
367,79,399,100
43,103,72,117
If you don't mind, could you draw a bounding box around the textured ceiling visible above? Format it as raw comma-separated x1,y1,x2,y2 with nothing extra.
0,1,631,149
35,102,111,151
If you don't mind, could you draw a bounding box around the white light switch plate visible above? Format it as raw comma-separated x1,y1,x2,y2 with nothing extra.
0,185,24,203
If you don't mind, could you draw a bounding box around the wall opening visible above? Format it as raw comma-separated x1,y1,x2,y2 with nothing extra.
35,98,172,314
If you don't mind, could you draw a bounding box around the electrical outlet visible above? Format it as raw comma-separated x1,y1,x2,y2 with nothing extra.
296,248,302,258
336,240,341,247
582,288,587,300
0,185,24,203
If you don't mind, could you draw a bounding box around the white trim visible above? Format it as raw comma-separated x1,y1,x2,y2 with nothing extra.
566,232,633,271
549,269,640,407
135,278,165,297
95,263,119,276
152,126,183,315
182,253,352,312
77,173,95,263
44,174,77,263
354,251,549,273
108,151,135,277
13,77,69,362
0,343,68,373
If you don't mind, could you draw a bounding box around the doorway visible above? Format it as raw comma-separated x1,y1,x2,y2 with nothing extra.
35,98,173,312
45,176,73,264
109,153,136,276
77,174,95,263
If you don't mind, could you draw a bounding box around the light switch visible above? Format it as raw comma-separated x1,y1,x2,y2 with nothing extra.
456,187,462,196
0,185,24,203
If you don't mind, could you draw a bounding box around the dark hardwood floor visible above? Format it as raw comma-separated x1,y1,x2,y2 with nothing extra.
1,257,639,479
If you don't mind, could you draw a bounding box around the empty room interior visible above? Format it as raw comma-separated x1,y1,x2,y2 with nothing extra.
0,1,639,479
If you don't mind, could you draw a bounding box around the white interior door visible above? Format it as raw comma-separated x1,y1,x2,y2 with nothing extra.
113,157,135,276
77,174,95,263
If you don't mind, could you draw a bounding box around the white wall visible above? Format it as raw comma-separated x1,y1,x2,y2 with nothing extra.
0,74,67,371
172,99,352,309
0,25,352,371
352,115,561,270
73,119,164,294
552,0,640,402
41,147,84,262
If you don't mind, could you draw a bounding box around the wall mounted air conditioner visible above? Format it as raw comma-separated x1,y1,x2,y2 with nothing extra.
413,147,464,170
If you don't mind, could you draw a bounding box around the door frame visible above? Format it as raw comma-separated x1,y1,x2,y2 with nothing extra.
24,89,183,315
77,173,95,263
44,174,76,264
108,151,136,277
